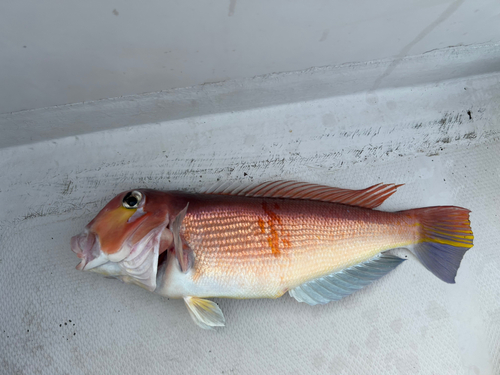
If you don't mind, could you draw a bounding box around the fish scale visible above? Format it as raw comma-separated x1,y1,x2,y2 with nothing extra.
181,196,417,298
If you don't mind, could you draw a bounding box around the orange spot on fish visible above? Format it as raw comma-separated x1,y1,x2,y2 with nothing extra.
262,201,288,257
257,217,266,234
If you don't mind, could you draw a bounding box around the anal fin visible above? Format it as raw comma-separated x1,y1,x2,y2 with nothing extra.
184,296,225,329
289,254,405,305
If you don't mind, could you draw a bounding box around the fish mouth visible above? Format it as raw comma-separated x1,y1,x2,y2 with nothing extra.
71,223,173,291
71,229,108,271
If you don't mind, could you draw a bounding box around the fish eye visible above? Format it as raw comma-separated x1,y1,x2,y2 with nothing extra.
123,191,143,209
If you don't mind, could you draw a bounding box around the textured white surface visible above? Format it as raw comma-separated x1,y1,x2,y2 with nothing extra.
1,51,500,374
1,0,500,113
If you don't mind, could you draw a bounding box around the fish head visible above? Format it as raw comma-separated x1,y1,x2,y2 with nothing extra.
70,189,175,290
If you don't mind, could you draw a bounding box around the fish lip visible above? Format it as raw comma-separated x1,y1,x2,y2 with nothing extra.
71,229,107,271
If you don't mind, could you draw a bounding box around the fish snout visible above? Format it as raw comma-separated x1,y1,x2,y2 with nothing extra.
71,231,107,271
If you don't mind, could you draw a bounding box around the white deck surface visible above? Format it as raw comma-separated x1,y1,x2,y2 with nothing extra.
1,45,500,374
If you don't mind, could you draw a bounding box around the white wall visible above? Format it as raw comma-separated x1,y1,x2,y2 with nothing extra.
1,0,499,114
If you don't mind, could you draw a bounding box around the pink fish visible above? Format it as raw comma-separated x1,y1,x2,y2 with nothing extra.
71,181,473,329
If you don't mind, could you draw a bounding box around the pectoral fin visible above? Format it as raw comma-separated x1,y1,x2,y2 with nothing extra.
170,204,193,272
184,296,225,329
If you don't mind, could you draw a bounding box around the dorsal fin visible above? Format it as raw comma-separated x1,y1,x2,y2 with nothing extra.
206,180,402,209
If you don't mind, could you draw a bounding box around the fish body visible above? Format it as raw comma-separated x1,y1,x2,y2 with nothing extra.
157,193,417,299
71,181,473,328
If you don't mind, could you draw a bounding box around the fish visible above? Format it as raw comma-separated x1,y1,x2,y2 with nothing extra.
71,181,473,329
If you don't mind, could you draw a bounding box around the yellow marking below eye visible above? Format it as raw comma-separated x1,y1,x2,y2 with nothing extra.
92,206,138,254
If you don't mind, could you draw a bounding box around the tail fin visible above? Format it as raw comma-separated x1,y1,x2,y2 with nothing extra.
406,206,473,283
